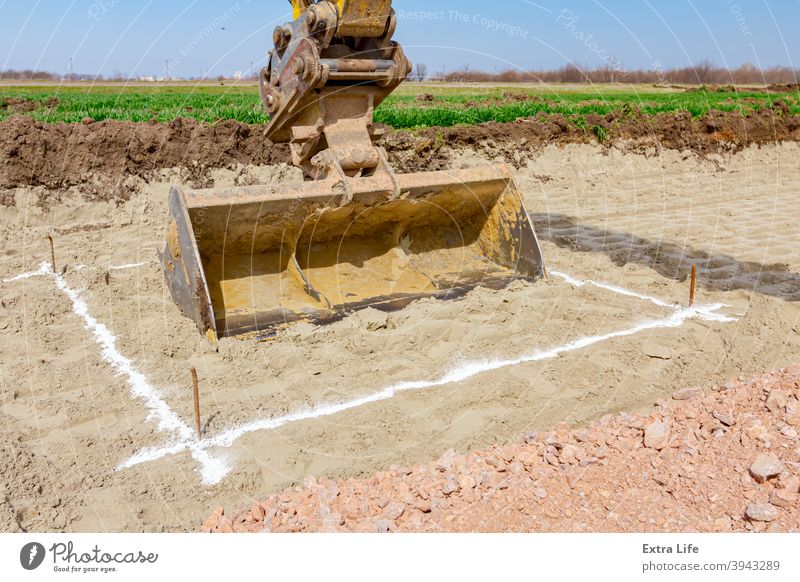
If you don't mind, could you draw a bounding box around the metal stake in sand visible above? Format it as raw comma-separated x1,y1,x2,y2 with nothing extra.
191,367,202,441
46,233,56,273
689,264,697,307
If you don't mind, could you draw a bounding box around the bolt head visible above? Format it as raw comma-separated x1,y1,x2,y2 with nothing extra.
351,149,366,164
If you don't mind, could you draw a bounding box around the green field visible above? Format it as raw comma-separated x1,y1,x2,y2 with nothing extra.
1,83,797,128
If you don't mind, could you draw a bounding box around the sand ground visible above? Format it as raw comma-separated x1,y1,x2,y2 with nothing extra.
1,143,798,532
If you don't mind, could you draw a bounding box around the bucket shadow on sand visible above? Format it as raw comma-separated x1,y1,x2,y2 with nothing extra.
533,213,800,302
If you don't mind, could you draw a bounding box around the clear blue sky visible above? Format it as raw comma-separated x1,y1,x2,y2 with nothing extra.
1,0,798,78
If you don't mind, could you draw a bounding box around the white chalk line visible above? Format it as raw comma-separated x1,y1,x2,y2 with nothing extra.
109,261,150,271
3,262,229,484
2,265,50,283
2,261,736,486
120,278,735,485
549,269,676,309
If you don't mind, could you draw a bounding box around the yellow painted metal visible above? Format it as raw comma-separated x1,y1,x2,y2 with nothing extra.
337,0,391,37
291,0,307,20
292,0,390,36
292,0,345,20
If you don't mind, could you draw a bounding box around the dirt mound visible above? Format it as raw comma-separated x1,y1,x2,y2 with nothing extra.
207,366,800,533
0,96,58,113
385,108,800,173
685,84,737,93
0,115,289,196
766,84,800,94
686,84,800,94
0,97,37,113
500,91,543,103
1,109,799,205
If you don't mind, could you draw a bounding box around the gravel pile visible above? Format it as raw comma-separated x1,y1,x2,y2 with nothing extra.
204,365,800,533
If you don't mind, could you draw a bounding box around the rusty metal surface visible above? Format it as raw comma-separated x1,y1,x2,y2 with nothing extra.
292,0,393,37
159,186,218,341
336,0,393,37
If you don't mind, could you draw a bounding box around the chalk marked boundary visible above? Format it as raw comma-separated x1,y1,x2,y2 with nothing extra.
2,262,735,486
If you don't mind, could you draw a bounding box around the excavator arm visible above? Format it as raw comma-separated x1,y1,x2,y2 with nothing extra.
263,0,407,180
161,0,545,339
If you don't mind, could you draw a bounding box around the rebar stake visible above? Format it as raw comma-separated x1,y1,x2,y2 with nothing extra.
689,264,697,307
47,233,56,273
191,367,201,441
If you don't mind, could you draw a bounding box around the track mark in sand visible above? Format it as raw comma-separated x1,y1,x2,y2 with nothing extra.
2,262,230,484
120,273,736,486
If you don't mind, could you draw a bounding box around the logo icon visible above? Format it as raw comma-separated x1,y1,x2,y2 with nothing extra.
20,542,46,570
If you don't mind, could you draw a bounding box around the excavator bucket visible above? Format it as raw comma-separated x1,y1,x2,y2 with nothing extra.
161,164,544,339
161,0,546,338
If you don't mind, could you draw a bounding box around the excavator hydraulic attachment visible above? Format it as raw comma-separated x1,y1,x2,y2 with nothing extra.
161,0,545,339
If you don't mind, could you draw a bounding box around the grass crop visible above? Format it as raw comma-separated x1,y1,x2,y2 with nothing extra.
1,83,797,128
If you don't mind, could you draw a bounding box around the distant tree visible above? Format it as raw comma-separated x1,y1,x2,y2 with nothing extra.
0,69,59,81
560,64,585,83
415,63,428,82
431,62,799,86
692,60,716,84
